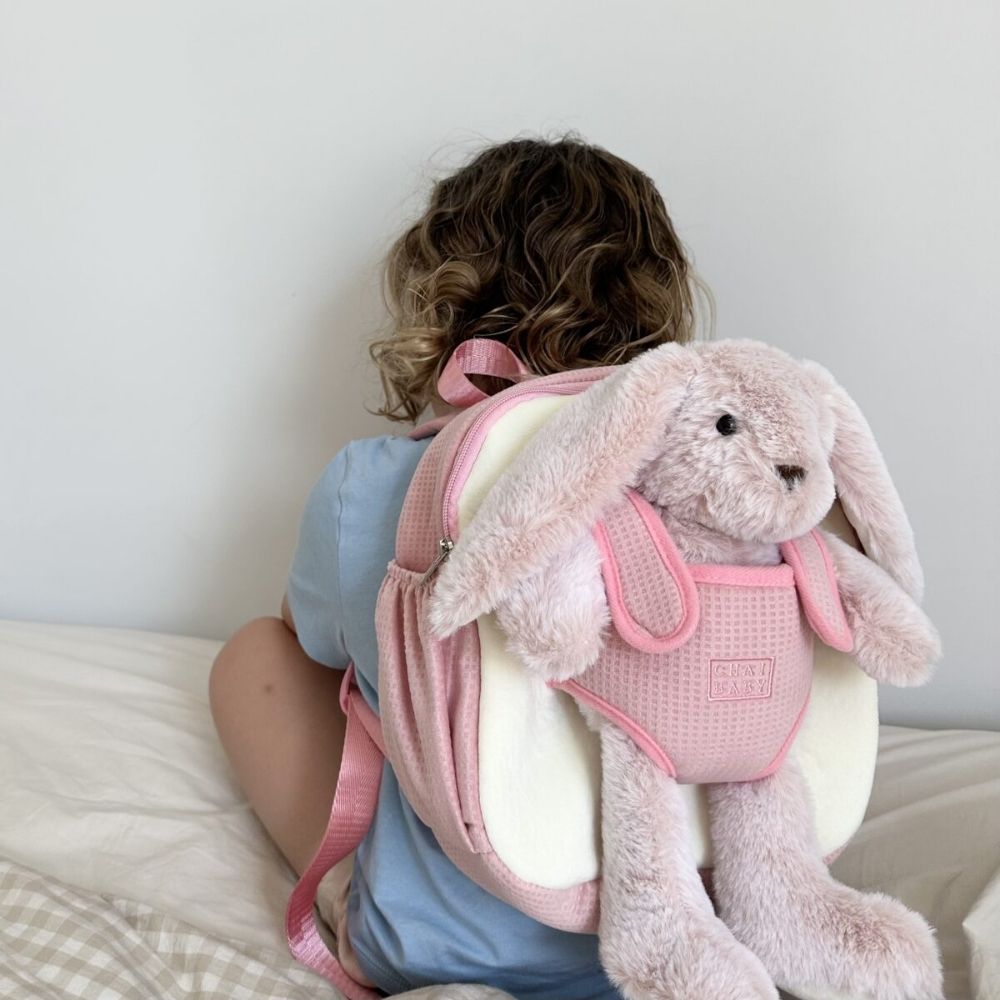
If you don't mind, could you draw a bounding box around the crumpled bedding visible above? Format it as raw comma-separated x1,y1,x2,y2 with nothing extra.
0,618,997,999
0,857,338,1000
828,727,1000,1000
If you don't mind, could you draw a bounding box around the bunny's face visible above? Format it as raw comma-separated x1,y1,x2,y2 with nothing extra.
635,341,837,545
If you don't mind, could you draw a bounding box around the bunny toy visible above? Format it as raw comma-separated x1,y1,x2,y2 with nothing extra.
428,340,943,1000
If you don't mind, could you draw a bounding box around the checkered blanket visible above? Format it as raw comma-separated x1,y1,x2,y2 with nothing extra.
0,857,343,1000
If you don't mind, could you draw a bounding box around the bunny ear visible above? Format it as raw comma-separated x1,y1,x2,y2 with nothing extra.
428,343,701,637
804,361,924,602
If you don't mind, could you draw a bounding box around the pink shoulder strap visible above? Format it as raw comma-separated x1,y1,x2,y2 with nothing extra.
779,530,853,652
437,338,531,408
594,490,700,653
285,666,385,1000
409,338,532,440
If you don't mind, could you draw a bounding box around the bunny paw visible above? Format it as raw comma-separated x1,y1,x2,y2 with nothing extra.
603,909,778,1000
727,881,943,1000
823,532,941,688
493,532,610,682
849,598,941,687
495,596,607,681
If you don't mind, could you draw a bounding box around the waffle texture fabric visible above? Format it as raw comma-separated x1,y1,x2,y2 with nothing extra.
287,436,621,999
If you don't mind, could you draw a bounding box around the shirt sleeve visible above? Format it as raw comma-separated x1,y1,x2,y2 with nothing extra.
286,445,352,670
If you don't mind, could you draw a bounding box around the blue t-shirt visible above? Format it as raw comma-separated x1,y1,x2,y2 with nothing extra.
287,435,619,999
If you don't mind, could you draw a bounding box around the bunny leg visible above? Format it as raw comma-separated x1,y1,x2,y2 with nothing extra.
707,757,943,1000
823,531,941,687
494,532,609,682
595,721,777,1000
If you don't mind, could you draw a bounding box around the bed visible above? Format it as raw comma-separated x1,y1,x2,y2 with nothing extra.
0,618,996,1000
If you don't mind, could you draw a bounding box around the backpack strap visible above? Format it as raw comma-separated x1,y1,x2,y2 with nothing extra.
285,665,385,1000
437,338,531,408
779,530,854,652
409,339,532,439
594,490,700,653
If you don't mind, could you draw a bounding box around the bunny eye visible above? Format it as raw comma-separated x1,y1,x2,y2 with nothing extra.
716,413,738,436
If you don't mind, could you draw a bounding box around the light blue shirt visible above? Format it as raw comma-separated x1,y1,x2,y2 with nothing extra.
287,435,620,999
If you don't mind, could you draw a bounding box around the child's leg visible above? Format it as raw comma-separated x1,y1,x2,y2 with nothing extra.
210,618,523,999
209,615,346,875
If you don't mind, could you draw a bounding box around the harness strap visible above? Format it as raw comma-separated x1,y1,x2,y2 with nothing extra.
285,665,385,1000
779,530,854,652
595,490,700,654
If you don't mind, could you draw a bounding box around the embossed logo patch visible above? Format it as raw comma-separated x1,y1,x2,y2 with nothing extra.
708,657,774,701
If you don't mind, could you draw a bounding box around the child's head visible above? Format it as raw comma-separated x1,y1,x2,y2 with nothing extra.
371,134,709,422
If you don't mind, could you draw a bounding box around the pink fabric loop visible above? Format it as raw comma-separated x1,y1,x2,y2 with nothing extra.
437,339,532,409
779,530,854,652
594,490,700,654
285,665,384,1000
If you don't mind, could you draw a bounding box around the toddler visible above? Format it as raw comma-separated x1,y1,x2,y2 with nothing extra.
210,134,709,999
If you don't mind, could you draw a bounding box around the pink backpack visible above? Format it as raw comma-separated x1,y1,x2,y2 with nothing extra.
285,341,878,999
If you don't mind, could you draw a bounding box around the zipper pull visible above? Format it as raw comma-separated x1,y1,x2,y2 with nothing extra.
420,537,454,584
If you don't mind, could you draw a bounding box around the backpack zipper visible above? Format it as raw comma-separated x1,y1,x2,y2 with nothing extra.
425,370,608,583
420,537,455,584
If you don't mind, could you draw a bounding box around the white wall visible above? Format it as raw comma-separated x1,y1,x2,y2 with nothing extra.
2,1,997,729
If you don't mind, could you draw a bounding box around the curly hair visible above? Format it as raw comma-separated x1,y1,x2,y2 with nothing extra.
369,134,712,423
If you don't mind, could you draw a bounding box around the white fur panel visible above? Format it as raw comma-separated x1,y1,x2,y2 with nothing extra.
461,397,879,886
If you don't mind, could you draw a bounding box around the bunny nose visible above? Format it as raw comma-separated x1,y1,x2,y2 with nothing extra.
776,464,807,487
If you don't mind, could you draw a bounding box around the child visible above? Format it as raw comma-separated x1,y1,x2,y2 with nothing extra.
210,135,709,998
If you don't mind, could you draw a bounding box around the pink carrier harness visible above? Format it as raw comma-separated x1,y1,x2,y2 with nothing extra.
558,489,854,784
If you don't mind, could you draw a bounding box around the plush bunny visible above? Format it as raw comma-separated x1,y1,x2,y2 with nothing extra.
428,340,943,1000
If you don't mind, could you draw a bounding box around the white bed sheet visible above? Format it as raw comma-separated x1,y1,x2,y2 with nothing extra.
0,618,997,999
0,619,294,956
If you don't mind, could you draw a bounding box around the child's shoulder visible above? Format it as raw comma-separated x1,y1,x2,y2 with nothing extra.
311,432,431,502
300,433,432,550
343,432,430,463
333,432,430,474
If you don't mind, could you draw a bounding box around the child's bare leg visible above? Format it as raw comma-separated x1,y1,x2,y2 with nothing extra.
209,613,346,875
707,757,942,1000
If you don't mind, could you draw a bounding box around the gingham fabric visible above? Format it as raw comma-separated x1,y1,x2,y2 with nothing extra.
0,857,343,1000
